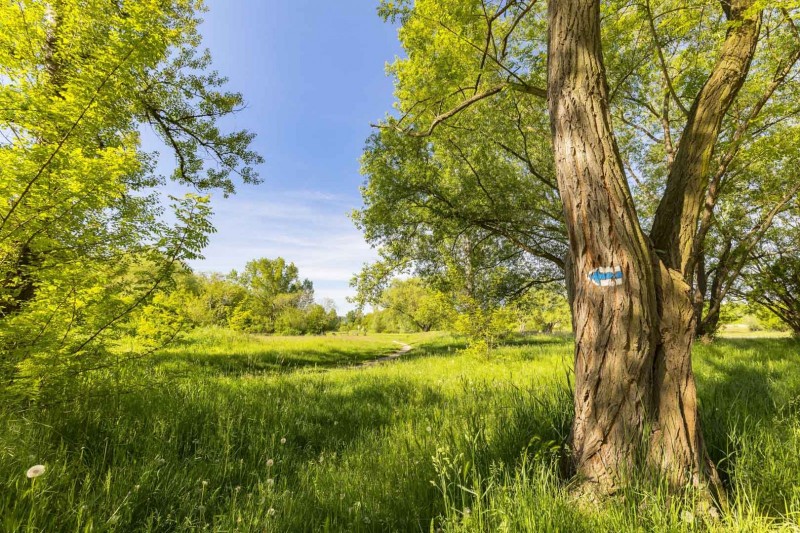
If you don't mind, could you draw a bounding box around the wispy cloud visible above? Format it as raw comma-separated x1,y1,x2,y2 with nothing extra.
188,190,375,312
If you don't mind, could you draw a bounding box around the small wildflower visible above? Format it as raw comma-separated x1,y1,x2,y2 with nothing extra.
464,507,471,516
426,426,432,433
202,480,209,487
267,508,276,517
235,486,242,492
681,510,694,523
134,485,141,491
280,438,286,445
266,459,274,467
26,465,45,479
267,478,275,486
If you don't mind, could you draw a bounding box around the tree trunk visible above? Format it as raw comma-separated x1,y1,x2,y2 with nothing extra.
546,0,730,498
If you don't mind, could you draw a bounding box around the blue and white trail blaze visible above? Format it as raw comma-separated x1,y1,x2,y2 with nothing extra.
587,266,623,287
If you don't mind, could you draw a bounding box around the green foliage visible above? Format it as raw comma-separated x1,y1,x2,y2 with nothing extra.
453,296,518,356
0,0,262,401
360,0,800,340
373,278,455,332
168,258,339,336
718,301,749,328
741,230,800,335
230,257,314,334
516,284,571,334
353,0,564,310
1,330,799,530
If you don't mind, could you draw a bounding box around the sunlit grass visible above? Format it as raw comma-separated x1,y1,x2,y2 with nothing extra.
1,330,799,531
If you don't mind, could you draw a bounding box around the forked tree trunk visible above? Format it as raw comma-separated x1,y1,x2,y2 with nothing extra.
545,0,761,498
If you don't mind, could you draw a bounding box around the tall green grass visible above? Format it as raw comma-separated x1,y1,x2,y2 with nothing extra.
1,330,798,531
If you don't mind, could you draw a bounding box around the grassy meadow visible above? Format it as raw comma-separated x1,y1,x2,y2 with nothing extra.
1,329,800,531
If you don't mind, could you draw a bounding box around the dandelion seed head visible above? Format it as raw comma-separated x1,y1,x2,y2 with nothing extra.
202,480,209,487
426,426,432,433
26,465,45,479
266,459,274,467
267,478,275,485
267,507,276,517
280,438,286,445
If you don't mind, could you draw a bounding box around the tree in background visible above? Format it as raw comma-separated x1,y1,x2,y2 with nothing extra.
0,0,261,400
229,257,314,333
170,258,339,336
377,278,455,332
516,284,571,334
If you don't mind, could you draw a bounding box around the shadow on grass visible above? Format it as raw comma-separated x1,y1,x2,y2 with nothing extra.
697,338,800,508
150,343,399,377
48,372,447,481
402,333,572,364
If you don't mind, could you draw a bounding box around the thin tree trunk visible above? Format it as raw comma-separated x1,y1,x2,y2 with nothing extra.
693,252,709,338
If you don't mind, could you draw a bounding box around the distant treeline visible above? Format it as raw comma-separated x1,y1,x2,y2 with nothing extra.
170,257,338,336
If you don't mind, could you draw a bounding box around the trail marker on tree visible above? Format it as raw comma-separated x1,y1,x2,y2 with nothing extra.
587,266,623,287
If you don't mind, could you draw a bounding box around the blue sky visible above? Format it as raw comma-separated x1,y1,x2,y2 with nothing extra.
173,0,402,312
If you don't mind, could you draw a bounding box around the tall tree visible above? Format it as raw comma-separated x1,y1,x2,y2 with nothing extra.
231,257,314,333
365,0,800,501
0,0,261,399
549,0,758,499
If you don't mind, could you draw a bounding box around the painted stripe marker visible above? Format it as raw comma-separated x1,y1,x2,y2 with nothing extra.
588,266,623,287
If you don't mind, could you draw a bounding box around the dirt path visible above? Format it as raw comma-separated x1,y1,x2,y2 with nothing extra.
358,341,412,368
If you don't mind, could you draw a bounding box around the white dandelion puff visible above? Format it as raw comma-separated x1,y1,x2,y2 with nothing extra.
266,459,274,467
267,507,276,517
26,465,45,479
280,438,286,445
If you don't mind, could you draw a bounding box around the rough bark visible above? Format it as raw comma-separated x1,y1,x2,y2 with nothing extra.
546,0,760,498
548,0,659,491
